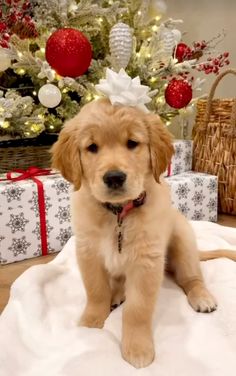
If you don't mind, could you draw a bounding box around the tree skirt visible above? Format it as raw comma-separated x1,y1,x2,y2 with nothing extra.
1,221,236,376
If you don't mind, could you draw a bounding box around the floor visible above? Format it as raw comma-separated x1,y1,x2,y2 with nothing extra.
0,214,236,313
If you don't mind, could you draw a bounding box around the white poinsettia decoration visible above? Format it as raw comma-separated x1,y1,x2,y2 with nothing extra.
95,68,152,112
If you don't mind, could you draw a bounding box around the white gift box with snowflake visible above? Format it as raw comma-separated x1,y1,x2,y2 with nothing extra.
0,173,73,264
163,140,193,177
166,172,218,222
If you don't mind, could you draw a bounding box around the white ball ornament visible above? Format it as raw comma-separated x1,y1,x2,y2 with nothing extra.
0,49,11,71
38,84,62,108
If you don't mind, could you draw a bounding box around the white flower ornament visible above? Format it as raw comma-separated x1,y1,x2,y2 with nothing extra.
95,68,152,113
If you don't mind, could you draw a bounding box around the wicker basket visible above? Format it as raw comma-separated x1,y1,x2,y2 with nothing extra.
192,69,236,215
0,134,58,174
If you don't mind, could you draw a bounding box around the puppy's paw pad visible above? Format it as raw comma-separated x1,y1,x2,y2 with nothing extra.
188,289,217,313
122,342,155,368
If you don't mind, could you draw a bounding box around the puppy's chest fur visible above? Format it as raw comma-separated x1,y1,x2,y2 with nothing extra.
100,215,145,276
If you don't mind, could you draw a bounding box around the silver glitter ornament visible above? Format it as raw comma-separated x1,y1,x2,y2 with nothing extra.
161,27,176,56
109,22,133,71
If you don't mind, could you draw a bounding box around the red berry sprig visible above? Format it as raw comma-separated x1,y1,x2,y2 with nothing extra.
0,0,37,48
196,52,230,75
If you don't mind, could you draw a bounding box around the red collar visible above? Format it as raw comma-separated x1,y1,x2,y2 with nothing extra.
103,191,146,221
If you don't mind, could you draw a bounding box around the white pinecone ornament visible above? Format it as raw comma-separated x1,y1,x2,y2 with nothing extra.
160,27,182,56
109,22,133,71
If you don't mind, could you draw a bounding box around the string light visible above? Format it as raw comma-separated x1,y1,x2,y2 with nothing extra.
166,120,171,126
69,3,78,11
150,77,157,83
24,131,30,136
17,68,25,75
62,88,68,93
98,17,103,24
30,123,41,132
40,47,45,53
147,53,151,58
55,72,61,80
86,93,92,101
137,10,142,16
93,94,100,100
32,91,37,96
0,120,10,128
136,52,141,58
156,96,165,104
152,25,158,32
155,15,161,21
18,52,23,58
38,114,44,120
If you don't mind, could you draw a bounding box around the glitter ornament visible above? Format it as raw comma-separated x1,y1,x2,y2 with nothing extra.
165,79,192,109
38,84,62,108
0,49,11,71
109,22,133,71
175,43,192,62
160,27,176,56
46,28,92,77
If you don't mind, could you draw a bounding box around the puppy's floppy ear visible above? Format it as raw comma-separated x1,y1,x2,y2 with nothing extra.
146,114,174,182
51,119,82,190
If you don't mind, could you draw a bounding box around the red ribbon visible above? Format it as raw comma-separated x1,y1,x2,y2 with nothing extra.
4,167,52,256
167,163,172,177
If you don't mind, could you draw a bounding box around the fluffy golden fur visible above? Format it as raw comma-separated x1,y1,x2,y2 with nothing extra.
51,99,235,369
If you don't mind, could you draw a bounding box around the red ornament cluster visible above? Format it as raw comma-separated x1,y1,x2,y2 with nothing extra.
196,52,230,75
0,0,37,48
46,28,92,78
165,79,193,109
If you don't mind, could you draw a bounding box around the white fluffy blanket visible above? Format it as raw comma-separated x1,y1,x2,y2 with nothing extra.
1,221,236,376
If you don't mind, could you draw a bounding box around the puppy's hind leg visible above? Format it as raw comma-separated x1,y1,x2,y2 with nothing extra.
168,213,217,313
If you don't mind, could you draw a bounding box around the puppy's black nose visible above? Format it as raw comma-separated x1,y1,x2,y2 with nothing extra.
103,170,127,189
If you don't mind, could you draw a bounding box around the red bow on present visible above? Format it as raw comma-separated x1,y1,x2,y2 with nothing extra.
3,167,53,256
6,166,52,182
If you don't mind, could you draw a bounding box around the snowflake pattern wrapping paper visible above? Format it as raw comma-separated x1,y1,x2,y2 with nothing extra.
164,139,193,177
166,171,218,222
0,173,73,264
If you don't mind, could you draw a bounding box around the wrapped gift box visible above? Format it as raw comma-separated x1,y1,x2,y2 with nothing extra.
0,170,73,264
164,139,193,177
166,171,218,222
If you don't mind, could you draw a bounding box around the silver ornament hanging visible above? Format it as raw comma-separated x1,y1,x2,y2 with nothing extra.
160,27,176,56
109,22,133,71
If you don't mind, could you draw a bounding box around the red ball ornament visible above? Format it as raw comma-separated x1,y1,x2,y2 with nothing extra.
46,28,92,78
175,42,192,62
165,79,192,109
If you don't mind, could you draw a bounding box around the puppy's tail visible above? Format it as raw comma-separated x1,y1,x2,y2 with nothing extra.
199,249,236,262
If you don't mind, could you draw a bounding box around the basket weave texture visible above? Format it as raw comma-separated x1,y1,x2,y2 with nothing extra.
192,69,236,215
0,134,57,173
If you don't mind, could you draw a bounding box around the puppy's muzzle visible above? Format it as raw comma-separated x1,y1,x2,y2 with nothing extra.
103,170,127,189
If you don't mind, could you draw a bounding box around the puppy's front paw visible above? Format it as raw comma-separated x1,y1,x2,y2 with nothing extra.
122,336,155,368
188,286,217,313
79,305,110,328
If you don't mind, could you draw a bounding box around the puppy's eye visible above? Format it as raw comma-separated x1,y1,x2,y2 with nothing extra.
87,143,98,153
127,140,139,150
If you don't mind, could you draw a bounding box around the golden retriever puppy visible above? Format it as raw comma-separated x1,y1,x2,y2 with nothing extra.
51,98,217,368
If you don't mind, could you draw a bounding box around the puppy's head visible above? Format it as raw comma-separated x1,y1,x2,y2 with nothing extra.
51,99,174,203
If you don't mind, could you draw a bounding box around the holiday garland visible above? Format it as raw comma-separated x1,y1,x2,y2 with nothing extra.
0,0,230,138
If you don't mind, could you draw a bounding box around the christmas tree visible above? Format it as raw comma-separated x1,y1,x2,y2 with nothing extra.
0,0,229,139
